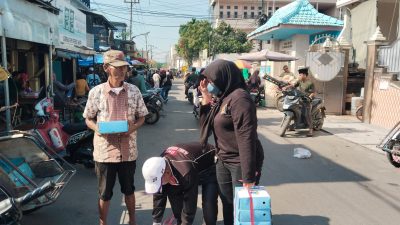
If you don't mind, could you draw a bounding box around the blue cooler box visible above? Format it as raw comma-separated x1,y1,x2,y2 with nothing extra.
98,120,129,134
234,186,271,225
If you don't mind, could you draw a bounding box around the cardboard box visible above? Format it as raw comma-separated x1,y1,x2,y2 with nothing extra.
98,120,128,134
234,186,271,224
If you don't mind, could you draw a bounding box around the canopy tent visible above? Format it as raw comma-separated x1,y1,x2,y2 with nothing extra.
129,60,145,66
238,49,299,62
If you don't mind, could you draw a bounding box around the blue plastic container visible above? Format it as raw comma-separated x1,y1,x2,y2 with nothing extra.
0,157,35,187
98,120,129,134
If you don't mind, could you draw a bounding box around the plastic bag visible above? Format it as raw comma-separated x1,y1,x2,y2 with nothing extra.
293,148,312,159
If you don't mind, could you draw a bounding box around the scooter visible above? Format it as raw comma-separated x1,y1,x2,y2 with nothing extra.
0,181,55,225
278,88,326,137
378,121,400,168
192,88,202,120
31,98,94,168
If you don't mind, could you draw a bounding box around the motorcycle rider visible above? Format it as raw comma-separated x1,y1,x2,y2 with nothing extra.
284,67,315,137
184,67,198,98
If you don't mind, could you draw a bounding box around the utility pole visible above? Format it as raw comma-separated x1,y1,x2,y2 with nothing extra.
131,31,149,61
124,0,140,40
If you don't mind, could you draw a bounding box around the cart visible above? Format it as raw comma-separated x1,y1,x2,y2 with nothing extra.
0,131,76,212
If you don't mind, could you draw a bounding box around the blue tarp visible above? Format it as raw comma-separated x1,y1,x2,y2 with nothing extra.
78,54,104,67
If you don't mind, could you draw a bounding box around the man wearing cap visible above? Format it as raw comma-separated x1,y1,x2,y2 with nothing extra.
142,142,218,225
87,67,102,89
284,67,316,136
83,50,148,225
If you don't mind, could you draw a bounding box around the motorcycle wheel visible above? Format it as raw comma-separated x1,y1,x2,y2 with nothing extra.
145,105,160,125
386,152,400,168
275,95,284,112
279,115,291,137
313,110,325,131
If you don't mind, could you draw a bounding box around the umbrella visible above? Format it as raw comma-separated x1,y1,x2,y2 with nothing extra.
130,60,145,66
234,60,252,69
239,49,298,62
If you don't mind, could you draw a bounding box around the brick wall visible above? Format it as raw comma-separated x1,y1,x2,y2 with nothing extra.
370,71,400,129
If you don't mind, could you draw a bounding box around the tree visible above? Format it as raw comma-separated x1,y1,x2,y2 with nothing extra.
211,22,252,55
176,19,212,66
176,20,252,66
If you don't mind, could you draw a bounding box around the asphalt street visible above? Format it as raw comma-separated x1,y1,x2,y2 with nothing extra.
22,80,400,225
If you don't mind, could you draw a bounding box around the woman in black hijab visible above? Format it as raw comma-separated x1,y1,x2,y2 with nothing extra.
199,60,264,225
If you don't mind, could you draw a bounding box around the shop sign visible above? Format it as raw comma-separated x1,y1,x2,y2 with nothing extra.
54,0,87,49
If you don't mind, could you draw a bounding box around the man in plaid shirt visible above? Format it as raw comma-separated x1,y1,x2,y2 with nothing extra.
83,50,148,225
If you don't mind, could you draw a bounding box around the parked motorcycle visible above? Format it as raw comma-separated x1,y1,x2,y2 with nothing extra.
31,98,94,168
378,121,400,168
278,88,326,137
0,181,55,225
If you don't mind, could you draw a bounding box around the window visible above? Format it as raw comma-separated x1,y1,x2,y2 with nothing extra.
234,6,238,9
227,6,231,9
227,11,231,18
219,11,223,18
258,7,262,11
243,11,248,18
251,6,255,10
234,11,238,18
268,7,272,11
276,7,279,10
220,5,223,9
267,40,271,44
251,12,255,18
268,12,272,17
258,11,262,16
244,6,248,10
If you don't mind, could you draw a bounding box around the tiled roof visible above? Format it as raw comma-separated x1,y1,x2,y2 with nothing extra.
249,0,343,37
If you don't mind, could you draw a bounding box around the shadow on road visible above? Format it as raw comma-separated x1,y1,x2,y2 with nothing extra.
272,214,330,225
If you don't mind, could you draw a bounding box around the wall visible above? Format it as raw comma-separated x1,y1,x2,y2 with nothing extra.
370,69,400,129
377,0,399,44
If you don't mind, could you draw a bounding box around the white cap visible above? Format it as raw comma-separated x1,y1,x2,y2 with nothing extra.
142,157,166,194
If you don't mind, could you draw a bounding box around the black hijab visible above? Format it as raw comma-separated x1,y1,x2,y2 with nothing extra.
200,59,247,147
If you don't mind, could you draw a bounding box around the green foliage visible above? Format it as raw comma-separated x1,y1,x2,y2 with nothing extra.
211,22,252,54
176,20,252,66
176,19,212,66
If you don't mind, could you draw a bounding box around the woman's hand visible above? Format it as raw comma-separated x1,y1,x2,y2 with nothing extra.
200,79,212,105
243,182,255,189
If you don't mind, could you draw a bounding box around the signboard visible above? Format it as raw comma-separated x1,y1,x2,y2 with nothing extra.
54,0,87,50
306,52,344,82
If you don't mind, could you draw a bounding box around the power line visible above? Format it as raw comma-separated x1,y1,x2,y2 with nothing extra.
97,10,182,27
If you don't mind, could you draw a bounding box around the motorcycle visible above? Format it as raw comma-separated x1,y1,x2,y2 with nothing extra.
249,87,265,106
141,94,160,125
378,121,400,168
192,88,202,119
278,88,326,137
31,98,94,168
0,181,55,225
187,84,195,105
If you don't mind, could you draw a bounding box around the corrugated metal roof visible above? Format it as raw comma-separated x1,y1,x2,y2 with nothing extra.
248,0,343,38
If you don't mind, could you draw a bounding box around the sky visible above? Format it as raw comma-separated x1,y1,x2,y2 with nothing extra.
91,0,211,63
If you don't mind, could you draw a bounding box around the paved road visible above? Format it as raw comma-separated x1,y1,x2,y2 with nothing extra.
22,80,400,225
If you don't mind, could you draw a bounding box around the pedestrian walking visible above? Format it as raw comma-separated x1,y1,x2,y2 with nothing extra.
199,59,264,225
161,70,173,101
83,50,148,225
142,142,218,225
87,67,102,89
153,70,161,88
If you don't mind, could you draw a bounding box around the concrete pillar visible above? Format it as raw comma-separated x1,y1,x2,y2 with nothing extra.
363,27,387,123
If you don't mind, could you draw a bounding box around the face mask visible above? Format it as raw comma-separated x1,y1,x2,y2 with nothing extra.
207,83,221,96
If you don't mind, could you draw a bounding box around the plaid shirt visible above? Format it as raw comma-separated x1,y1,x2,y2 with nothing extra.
83,81,148,163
